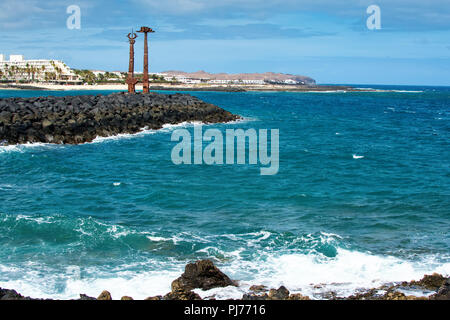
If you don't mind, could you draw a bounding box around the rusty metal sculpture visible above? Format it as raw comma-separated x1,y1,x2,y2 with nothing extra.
126,30,138,93
137,26,155,93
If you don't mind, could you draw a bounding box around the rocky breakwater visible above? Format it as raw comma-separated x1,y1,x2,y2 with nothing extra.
0,92,240,145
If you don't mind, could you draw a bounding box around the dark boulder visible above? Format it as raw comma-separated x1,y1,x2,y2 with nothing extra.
409,273,447,291
431,278,450,300
145,295,163,300
163,290,202,300
268,286,290,300
249,285,268,294
242,293,269,300
171,259,236,292
243,286,294,300
0,288,33,300
78,294,96,300
97,290,112,300
288,293,311,300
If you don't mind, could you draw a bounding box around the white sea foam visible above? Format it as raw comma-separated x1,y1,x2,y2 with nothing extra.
159,121,204,132
303,90,348,93
355,89,423,93
1,220,448,300
199,249,450,300
0,265,182,300
0,142,55,154
353,154,364,159
158,117,256,132
390,90,423,93
91,127,157,143
14,214,55,224
1,247,448,300
230,116,259,124
146,235,173,242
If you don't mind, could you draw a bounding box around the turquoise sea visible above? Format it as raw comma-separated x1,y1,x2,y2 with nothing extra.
0,86,449,299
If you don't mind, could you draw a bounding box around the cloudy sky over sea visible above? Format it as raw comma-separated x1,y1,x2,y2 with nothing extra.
0,0,449,85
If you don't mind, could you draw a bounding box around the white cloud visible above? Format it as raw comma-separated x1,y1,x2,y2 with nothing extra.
133,0,450,30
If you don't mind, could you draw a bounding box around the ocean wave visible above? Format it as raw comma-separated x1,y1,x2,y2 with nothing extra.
0,262,182,300
157,121,208,133
0,142,57,154
355,88,424,93
0,213,448,300
0,247,448,300
91,127,158,143
389,90,424,93
229,249,449,299
225,116,259,124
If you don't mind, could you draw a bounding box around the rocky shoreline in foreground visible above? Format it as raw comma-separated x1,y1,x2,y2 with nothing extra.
0,92,239,145
1,260,449,301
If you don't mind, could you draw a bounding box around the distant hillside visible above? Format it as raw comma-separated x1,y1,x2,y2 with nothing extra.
162,70,316,85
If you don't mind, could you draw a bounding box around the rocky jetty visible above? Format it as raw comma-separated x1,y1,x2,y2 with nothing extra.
0,92,239,145
0,261,449,300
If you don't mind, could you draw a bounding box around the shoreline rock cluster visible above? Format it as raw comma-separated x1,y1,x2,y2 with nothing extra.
0,92,239,145
0,260,449,301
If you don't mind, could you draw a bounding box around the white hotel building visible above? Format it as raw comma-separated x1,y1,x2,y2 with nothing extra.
0,54,81,83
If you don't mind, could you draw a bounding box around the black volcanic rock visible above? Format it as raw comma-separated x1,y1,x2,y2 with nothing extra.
163,290,202,300
78,294,97,300
0,288,34,300
0,92,240,145
431,278,450,300
171,259,236,292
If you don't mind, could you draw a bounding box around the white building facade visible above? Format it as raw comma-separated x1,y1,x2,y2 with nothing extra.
0,54,81,83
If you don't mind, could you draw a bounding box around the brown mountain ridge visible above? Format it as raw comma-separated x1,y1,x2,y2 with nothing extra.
162,70,316,85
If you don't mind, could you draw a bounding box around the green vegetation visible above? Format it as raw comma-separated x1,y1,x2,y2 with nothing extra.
73,69,128,85
73,69,97,84
71,69,176,85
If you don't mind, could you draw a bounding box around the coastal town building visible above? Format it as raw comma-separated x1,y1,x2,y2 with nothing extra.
166,75,204,84
242,79,266,85
208,79,231,84
157,72,307,86
0,54,82,84
91,70,125,80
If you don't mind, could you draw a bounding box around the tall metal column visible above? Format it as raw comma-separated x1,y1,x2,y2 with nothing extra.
138,26,155,93
126,31,138,93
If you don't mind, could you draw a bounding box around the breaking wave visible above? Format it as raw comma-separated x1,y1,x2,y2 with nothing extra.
0,213,448,300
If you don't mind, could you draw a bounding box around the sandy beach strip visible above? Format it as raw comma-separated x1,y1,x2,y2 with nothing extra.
0,83,366,92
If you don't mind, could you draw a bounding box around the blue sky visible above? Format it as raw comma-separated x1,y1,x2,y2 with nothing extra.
0,0,449,85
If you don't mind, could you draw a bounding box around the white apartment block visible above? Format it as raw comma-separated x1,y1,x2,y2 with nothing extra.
208,79,233,84
91,70,124,80
0,54,81,83
242,79,266,85
210,79,265,85
284,79,297,85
